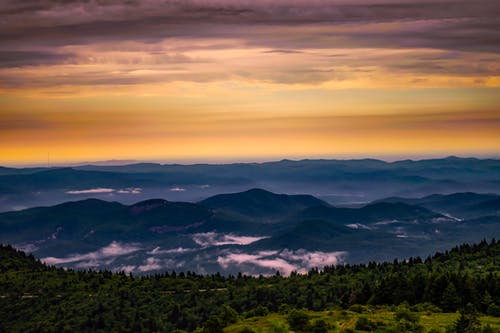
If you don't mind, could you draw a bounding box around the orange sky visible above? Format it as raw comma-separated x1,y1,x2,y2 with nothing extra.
1,1,499,165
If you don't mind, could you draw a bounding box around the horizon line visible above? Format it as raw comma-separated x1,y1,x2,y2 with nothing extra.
2,154,500,169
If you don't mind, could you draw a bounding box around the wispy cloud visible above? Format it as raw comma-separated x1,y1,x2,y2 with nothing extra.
170,187,186,192
116,187,142,194
148,246,196,255
41,241,141,265
137,257,185,272
65,188,114,194
65,187,141,194
115,265,136,273
137,257,163,272
217,249,346,276
1,0,498,91
192,232,270,247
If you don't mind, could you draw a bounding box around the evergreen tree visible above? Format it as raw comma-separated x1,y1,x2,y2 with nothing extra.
442,283,462,312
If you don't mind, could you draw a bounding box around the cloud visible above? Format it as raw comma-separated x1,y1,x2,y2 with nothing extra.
41,241,141,265
170,187,186,192
138,257,163,272
65,187,141,194
116,187,142,194
115,265,136,273
217,249,346,276
0,0,498,91
192,232,270,247
0,50,74,68
147,246,196,255
1,1,498,52
14,243,39,253
65,188,115,194
280,249,346,268
137,257,184,272
345,223,372,230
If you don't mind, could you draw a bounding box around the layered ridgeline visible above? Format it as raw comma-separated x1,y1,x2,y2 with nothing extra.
1,157,499,212
0,189,499,275
0,240,499,332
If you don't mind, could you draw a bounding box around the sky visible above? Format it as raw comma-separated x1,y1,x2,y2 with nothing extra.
1,0,499,165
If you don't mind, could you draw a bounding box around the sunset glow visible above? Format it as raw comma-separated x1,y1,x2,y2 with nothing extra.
1,0,499,164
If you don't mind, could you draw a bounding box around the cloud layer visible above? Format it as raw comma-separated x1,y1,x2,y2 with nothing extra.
217,249,347,276
192,232,270,247
66,187,142,194
41,241,141,266
1,0,499,164
1,0,499,90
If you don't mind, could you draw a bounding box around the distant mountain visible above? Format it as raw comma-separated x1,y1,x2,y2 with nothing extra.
0,157,499,212
199,188,326,220
0,189,499,274
0,198,212,245
377,192,500,219
255,219,355,250
469,197,500,216
295,202,441,225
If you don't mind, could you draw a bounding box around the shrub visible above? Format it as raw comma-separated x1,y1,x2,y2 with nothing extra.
203,316,223,333
348,304,367,313
355,317,376,331
395,306,419,322
287,309,310,332
486,303,500,317
311,319,329,333
244,305,269,318
269,319,289,333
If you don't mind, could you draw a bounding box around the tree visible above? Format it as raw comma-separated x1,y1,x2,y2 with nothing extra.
203,316,223,333
442,283,462,312
311,319,329,333
453,304,480,333
219,305,238,326
287,309,310,332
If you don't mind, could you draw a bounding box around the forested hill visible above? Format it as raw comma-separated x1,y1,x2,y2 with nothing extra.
1,240,499,332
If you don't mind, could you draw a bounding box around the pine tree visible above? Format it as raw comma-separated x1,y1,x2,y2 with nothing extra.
442,283,462,312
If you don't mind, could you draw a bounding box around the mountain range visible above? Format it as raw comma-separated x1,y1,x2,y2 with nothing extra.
1,188,498,275
1,156,499,212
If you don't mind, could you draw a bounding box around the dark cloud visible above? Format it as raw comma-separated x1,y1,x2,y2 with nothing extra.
263,50,303,54
0,51,73,68
0,0,498,87
0,0,498,52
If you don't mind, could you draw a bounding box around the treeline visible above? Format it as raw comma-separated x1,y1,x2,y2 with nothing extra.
0,239,499,332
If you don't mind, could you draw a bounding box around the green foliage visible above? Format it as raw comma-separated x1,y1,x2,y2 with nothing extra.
238,327,255,333
244,306,270,318
310,319,329,333
450,304,481,333
0,239,499,332
355,316,377,331
269,319,289,333
220,305,238,326
287,309,310,332
348,304,367,313
278,304,291,314
204,316,224,333
486,304,500,317
442,283,462,312
395,305,420,322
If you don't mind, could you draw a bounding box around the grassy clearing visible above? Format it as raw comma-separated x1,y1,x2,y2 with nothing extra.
224,307,500,333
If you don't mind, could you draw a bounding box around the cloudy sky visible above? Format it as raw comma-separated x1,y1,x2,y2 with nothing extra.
1,0,499,164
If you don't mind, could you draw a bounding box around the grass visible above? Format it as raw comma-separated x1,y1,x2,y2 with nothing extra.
224,306,500,333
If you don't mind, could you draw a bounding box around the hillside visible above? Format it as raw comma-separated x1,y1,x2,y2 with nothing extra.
199,188,327,220
1,189,499,274
377,192,500,219
0,239,499,332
